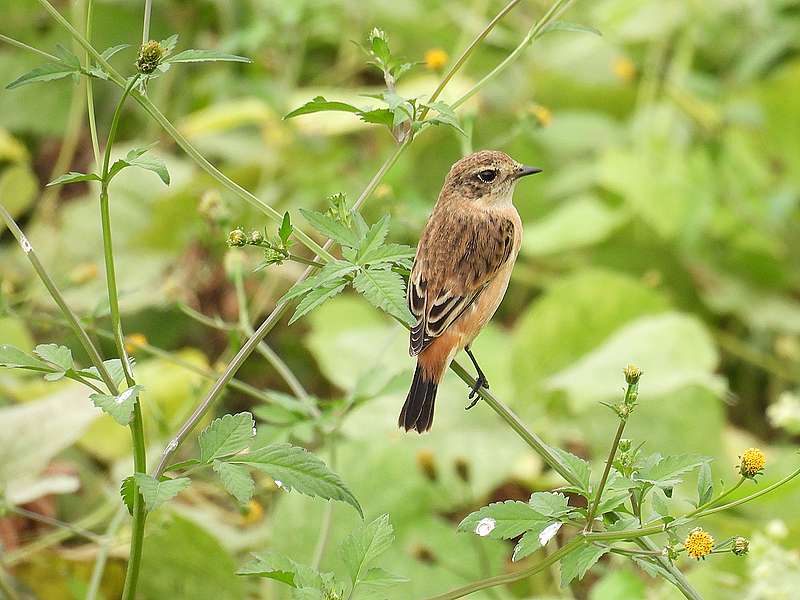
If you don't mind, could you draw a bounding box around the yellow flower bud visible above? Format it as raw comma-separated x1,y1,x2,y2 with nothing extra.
136,40,165,75
739,448,766,478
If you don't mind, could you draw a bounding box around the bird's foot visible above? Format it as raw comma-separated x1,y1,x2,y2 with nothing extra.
465,375,490,410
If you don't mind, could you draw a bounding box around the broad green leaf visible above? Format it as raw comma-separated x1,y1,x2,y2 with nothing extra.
285,96,362,120
634,454,710,488
237,551,303,586
540,20,602,37
0,345,49,371
561,543,609,587
424,101,465,135
198,412,255,462
166,49,251,63
230,443,362,515
358,108,394,127
355,215,390,263
358,243,415,266
353,267,414,325
288,281,348,325
298,208,359,247
339,514,394,585
161,34,179,54
120,476,136,515
281,260,358,302
458,500,549,539
697,462,713,506
6,60,81,90
512,522,562,561
47,171,101,186
108,145,170,185
213,460,255,504
359,567,408,588
592,489,631,516
529,492,572,518
33,343,73,372
650,486,672,519
91,385,143,426
549,446,592,493
133,473,191,512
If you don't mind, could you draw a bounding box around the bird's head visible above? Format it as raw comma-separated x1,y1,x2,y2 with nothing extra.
441,150,541,206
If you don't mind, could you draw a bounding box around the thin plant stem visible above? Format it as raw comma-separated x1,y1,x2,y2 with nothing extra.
86,508,127,600
0,204,117,393
0,33,59,61
311,443,337,570
142,0,153,44
85,0,101,166
6,506,104,543
424,537,583,600
635,537,703,600
586,419,626,529
686,477,744,517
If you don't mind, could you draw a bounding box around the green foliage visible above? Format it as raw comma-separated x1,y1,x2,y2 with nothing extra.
560,543,609,587
5,45,82,89
108,145,170,185
198,411,255,462
133,473,191,512
339,514,406,593
212,460,255,504
90,384,143,426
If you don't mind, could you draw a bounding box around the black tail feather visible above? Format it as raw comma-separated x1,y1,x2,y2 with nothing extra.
399,365,438,433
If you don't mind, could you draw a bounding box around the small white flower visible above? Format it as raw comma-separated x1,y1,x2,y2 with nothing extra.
116,387,136,405
474,517,496,537
538,522,562,546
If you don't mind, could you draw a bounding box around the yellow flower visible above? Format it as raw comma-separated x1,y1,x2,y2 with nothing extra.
124,333,148,355
685,527,714,560
613,56,636,82
623,364,642,385
739,447,766,477
529,104,552,127
424,48,449,70
136,40,165,75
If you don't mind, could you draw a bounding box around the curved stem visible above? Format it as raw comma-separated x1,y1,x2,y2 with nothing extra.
686,477,744,517
85,0,101,166
425,537,583,600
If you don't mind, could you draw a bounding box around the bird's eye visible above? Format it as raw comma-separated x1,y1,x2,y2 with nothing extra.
476,169,497,183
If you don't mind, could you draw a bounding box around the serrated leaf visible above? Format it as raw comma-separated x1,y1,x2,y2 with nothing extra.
91,385,143,426
6,60,81,89
133,473,191,512
697,462,713,506
108,145,170,185
33,343,73,371
358,108,394,127
120,476,136,515
355,216,390,263
560,543,609,587
651,486,672,518
593,489,631,515
199,412,255,462
281,261,358,302
549,446,592,493
339,514,394,584
236,551,302,586
288,281,348,325
0,345,50,371
298,208,359,248
353,267,414,325
359,567,408,588
166,49,251,63
424,101,465,135
458,501,550,539
540,20,602,37
285,96,362,120
279,211,293,245
529,492,572,517
229,443,362,515
213,460,255,504
78,358,131,388
634,454,710,488
47,171,101,186
512,522,561,561
358,243,416,266
160,34,179,54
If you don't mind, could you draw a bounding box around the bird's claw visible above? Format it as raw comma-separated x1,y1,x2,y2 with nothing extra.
465,375,489,410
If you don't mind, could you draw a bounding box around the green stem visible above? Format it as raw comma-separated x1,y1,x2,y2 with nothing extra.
586,418,627,529
0,33,59,61
287,253,326,268
142,0,153,43
86,508,127,600
85,0,101,166
425,537,583,600
692,466,800,519
311,443,337,569
0,204,117,393
6,506,104,543
635,537,703,600
686,477,744,518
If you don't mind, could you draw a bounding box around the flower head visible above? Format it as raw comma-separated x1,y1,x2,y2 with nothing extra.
249,230,264,244
684,527,714,560
475,517,496,537
732,536,749,556
424,48,449,70
739,447,766,478
227,228,246,247
624,364,642,385
136,40,165,74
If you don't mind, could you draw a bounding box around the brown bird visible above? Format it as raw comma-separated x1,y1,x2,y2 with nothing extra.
399,150,541,433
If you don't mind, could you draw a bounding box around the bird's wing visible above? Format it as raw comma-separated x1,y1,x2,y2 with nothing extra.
408,213,515,356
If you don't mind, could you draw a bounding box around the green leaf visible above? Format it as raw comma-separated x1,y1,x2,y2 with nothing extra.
359,567,408,588
549,446,592,493
237,551,303,586
355,215,390,263
91,385,143,426
634,454,710,488
47,171,101,186
560,543,609,587
592,489,631,515
285,96,362,120
512,522,562,562
339,514,394,584
529,492,572,518
650,487,672,519
78,358,130,388
279,211,293,246
133,473,191,512
281,261,358,302
213,460,255,504
230,443,362,515
358,108,394,127
160,34,179,54
353,267,415,325
101,44,131,60
458,500,549,539
298,208,359,247
108,145,170,185
697,462,713,506
424,101,465,135
0,345,50,371
166,49,251,63
120,476,136,515
540,20,602,37
358,243,416,266
6,60,81,90
198,412,255,462
288,281,348,325
33,343,73,372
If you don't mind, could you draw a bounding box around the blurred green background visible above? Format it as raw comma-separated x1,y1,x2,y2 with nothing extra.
1,0,799,598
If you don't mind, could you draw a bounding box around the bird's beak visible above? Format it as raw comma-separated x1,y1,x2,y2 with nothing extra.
515,165,543,179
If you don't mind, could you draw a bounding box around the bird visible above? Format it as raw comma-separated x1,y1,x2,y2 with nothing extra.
399,150,541,433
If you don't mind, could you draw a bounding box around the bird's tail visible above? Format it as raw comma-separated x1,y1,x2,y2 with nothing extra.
399,364,439,433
